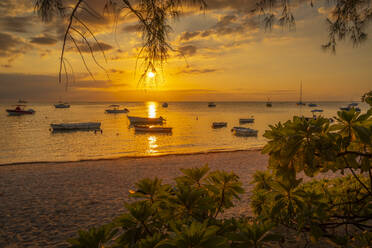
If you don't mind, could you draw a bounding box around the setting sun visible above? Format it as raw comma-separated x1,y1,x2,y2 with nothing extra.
147,71,155,79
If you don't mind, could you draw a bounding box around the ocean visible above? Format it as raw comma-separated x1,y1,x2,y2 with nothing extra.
0,101,367,164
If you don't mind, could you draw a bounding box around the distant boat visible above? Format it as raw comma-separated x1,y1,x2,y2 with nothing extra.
266,98,272,107
296,81,306,106
134,125,172,133
6,105,35,116
18,99,27,103
231,127,258,136
308,103,317,107
239,117,254,124
208,102,216,107
105,105,129,114
128,116,165,125
50,122,101,131
162,102,168,108
340,104,361,112
212,122,227,128
311,109,323,113
54,102,70,108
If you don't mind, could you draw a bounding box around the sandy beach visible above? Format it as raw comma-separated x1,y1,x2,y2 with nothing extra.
0,150,268,248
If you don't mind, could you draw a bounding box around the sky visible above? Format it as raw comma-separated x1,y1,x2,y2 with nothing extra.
0,0,371,102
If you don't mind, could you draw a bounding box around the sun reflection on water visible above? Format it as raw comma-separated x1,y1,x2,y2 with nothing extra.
147,102,157,118
147,135,158,154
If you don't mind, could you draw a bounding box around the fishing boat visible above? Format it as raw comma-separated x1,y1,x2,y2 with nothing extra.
311,109,323,113
239,117,255,124
128,116,165,125
208,102,216,107
54,102,70,108
296,81,306,106
231,127,258,136
105,105,129,113
162,102,168,108
50,122,101,131
212,122,227,128
308,103,317,107
6,105,35,116
134,125,172,133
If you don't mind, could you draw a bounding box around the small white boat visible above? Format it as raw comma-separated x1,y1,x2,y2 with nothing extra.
311,109,323,113
50,122,101,131
239,117,255,124
105,105,129,114
54,102,70,108
134,125,172,133
6,105,35,116
128,116,165,125
212,122,227,128
162,102,168,108
231,127,258,136
208,102,216,107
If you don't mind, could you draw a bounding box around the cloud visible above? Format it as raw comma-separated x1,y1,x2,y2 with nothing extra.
122,23,141,32
0,32,30,64
71,41,114,53
0,16,35,33
179,45,198,56
30,35,57,45
176,67,219,74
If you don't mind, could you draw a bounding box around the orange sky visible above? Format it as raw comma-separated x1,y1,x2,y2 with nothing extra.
0,0,371,102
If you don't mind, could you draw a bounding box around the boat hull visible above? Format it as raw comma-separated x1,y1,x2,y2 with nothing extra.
54,104,70,108
106,109,129,114
6,109,35,115
134,126,172,133
128,116,165,124
231,127,258,137
50,122,101,131
239,118,254,124
212,122,227,128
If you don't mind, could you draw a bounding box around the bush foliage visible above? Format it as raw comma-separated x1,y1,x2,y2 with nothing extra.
69,91,372,248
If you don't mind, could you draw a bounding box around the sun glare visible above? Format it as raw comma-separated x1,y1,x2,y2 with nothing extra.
147,102,157,118
147,71,155,79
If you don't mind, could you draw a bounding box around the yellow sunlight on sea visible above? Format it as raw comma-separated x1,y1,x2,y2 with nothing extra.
147,101,157,118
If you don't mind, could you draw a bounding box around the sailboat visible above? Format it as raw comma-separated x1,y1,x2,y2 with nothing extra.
296,81,306,106
266,97,272,107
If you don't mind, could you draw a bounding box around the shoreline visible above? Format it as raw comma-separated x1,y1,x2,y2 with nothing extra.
0,147,263,167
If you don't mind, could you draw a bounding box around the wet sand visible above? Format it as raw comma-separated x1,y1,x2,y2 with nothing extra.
0,150,267,247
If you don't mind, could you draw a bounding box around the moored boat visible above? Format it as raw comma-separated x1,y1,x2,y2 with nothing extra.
266,97,272,107
54,102,70,108
208,102,216,107
231,127,258,136
6,105,35,116
162,102,168,108
308,103,317,107
18,99,27,103
50,122,101,131
212,122,227,128
105,105,129,113
296,81,306,106
128,116,165,125
134,125,172,133
311,109,323,113
239,117,254,124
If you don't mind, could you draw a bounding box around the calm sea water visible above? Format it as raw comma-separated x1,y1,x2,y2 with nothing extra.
0,101,368,164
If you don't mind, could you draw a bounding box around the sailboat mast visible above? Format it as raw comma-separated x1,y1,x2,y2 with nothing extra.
300,81,302,103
